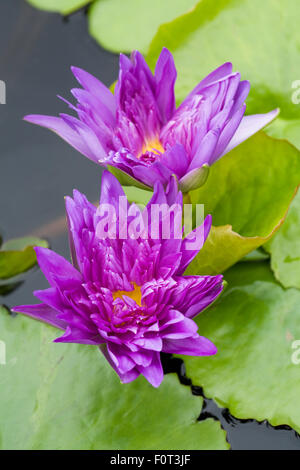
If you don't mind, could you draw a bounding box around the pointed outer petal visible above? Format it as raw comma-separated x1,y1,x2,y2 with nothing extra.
209,100,234,130
220,73,241,109
158,307,182,326
162,334,217,356
185,279,224,319
137,351,164,388
161,143,189,178
60,114,107,162
160,312,198,339
158,253,183,280
54,325,102,345
35,247,82,288
65,198,79,270
210,104,246,164
76,108,113,153
71,88,115,127
152,161,174,185
34,287,65,312
119,368,141,384
178,215,212,275
127,349,153,368
172,275,224,319
23,114,98,160
66,191,97,272
12,303,67,330
116,50,155,108
119,53,132,74
114,54,132,101
73,186,98,215
99,343,121,373
165,174,181,205
65,189,96,266
99,169,126,207
221,108,280,157
180,62,233,108
189,129,220,172
57,94,78,112
179,164,210,193
71,66,116,115
229,80,250,116
147,179,167,207
99,344,141,384
196,62,233,90
154,48,177,123
133,336,163,351
107,343,136,374
132,50,156,90
132,163,168,187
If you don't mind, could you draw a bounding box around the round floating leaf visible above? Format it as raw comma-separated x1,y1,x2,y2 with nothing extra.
267,118,300,152
26,0,91,15
1,237,48,251
89,0,197,54
0,312,228,450
181,261,300,432
185,133,300,275
185,225,276,276
264,191,300,289
147,0,300,148
0,237,48,280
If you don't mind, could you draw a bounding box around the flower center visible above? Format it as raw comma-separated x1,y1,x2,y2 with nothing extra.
138,137,164,162
113,283,142,306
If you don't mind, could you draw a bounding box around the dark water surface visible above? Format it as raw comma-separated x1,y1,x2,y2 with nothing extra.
1,0,300,450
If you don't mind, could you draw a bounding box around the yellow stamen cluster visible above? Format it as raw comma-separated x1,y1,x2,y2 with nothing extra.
113,283,142,306
139,137,164,158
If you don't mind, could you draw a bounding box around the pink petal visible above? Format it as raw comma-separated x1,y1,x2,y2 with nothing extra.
12,303,66,330
221,108,279,157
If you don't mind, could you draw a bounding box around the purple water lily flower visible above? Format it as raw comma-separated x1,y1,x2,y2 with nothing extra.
13,172,223,387
24,49,278,192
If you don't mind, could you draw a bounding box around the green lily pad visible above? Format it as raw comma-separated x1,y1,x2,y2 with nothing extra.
147,0,300,148
185,133,300,275
26,0,91,15
185,224,278,276
0,311,229,449
0,236,48,280
264,191,300,289
180,261,300,433
123,185,152,206
0,305,10,317
89,0,197,54
242,249,270,263
266,118,300,152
